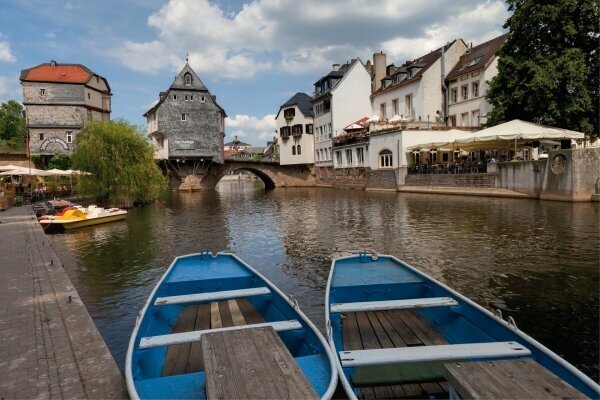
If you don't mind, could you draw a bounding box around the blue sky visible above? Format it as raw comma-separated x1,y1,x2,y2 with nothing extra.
0,0,508,145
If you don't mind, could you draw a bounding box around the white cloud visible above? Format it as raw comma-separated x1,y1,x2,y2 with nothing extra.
225,114,276,145
0,75,20,101
111,0,508,79
0,39,16,63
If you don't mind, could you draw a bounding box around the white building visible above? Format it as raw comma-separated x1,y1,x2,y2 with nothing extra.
446,33,508,128
332,118,370,169
275,93,314,165
371,40,467,126
311,60,372,170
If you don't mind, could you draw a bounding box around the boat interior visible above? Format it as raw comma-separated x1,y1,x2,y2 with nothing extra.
131,254,331,399
329,256,592,399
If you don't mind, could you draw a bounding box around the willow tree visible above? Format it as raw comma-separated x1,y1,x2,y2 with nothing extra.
71,120,167,204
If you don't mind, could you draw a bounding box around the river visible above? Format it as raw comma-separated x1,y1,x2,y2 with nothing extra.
48,181,600,381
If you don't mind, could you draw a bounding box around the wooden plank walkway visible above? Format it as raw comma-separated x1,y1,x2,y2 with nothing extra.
203,326,318,400
342,310,449,399
162,298,264,376
0,206,126,399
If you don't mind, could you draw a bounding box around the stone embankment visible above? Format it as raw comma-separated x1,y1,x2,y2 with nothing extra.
0,206,127,399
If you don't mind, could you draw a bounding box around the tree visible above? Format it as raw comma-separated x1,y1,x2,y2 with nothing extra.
486,0,599,138
0,100,26,142
71,120,167,204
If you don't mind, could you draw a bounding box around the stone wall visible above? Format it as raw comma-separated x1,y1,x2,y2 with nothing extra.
157,90,223,162
540,148,600,201
493,161,546,197
367,169,397,189
404,173,496,188
23,82,83,104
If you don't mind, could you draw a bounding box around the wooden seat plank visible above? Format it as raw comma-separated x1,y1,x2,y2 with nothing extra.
219,300,235,328
444,359,586,399
210,302,222,328
203,326,318,400
162,306,198,376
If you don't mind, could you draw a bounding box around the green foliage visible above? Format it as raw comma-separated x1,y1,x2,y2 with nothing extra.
0,100,26,142
486,0,599,137
71,120,167,203
251,152,262,161
47,154,71,170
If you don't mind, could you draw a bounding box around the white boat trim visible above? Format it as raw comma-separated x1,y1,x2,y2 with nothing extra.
330,297,458,313
139,320,302,349
154,287,271,306
339,341,531,367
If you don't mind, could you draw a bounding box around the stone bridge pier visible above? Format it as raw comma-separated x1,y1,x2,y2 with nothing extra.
168,160,316,191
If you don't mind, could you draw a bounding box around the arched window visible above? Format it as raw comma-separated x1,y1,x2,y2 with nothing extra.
292,145,296,155
184,73,192,86
379,149,393,168
297,144,301,155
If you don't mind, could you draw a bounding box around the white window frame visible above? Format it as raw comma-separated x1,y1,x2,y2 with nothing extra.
39,88,46,96
335,150,342,167
181,113,187,121
472,81,479,98
405,94,413,117
357,147,364,165
185,74,192,85
66,131,73,143
461,85,468,101
345,149,353,167
379,150,393,168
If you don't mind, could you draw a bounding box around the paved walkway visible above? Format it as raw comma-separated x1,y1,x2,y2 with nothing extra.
0,206,127,399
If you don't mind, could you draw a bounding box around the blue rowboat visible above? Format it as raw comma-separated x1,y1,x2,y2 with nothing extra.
326,253,599,399
127,252,337,400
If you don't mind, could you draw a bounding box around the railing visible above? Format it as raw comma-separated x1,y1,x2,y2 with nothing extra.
409,162,488,174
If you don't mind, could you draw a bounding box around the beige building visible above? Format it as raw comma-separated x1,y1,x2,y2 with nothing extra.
20,60,111,155
446,34,508,128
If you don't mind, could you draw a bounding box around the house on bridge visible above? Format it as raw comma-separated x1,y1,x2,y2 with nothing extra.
144,61,227,168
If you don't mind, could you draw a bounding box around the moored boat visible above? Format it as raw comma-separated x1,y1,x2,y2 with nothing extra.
38,205,127,232
126,252,337,400
326,253,599,399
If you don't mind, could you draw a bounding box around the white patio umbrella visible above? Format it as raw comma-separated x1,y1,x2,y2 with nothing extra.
0,164,27,171
366,114,381,123
0,167,54,176
388,115,403,123
46,168,72,176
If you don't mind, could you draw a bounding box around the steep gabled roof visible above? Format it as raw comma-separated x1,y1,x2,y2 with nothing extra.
276,92,314,119
372,40,462,97
446,33,508,80
20,61,111,92
170,62,208,91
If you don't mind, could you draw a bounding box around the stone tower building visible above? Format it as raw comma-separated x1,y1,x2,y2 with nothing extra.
20,60,111,155
145,62,227,165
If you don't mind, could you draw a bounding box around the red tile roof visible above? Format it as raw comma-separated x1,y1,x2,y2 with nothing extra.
21,63,92,84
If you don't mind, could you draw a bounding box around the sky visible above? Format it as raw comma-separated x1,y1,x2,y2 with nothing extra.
0,0,509,145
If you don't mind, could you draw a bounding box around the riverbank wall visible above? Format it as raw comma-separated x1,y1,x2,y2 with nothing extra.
0,206,127,399
313,148,600,202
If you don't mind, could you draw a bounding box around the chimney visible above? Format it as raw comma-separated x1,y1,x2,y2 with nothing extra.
50,60,57,67
373,52,386,91
332,64,340,71
365,60,372,74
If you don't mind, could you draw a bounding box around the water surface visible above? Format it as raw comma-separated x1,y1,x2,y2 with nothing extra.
48,181,599,380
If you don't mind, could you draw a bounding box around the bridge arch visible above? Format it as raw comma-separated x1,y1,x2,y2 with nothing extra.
214,166,276,190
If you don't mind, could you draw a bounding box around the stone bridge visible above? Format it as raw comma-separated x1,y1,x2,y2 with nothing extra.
168,158,316,191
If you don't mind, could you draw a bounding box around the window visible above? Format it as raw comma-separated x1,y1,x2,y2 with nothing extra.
449,115,457,127
297,144,301,155
39,133,44,141
392,99,398,116
357,147,364,165
314,102,323,116
173,94,177,100
185,74,192,85
327,123,332,139
87,93,91,99
414,152,420,165
305,124,313,134
461,85,468,101
336,151,342,166
292,124,303,137
157,138,164,148
442,152,449,162
405,94,413,116
345,149,353,166
39,89,46,96
451,88,458,103
87,110,93,120
66,131,72,143
316,150,320,162
380,103,386,119
320,149,325,161
292,145,296,155
472,81,479,97
472,110,480,127
430,151,438,163
280,126,290,138
190,95,193,101
461,112,469,127
181,113,187,121
379,149,393,168
284,108,295,120
201,96,205,102
185,95,188,101
329,147,332,160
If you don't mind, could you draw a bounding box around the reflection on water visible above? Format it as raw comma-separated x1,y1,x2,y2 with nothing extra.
49,181,599,380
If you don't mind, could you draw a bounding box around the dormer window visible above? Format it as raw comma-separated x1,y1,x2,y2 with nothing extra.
185,74,192,86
